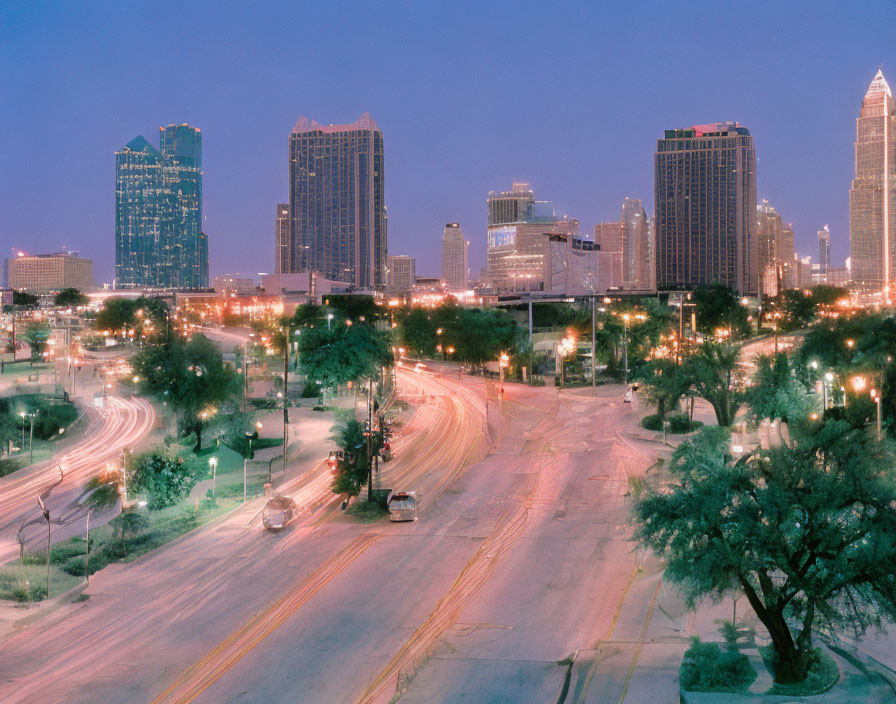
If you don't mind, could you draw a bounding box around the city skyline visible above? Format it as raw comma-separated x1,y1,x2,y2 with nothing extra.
2,2,895,283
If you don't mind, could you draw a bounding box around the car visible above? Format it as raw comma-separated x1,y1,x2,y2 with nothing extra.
262,495,300,531
386,491,418,522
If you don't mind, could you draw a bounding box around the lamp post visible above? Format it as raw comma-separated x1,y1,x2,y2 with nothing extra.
243,431,253,503
209,457,218,500
19,411,26,454
622,313,630,388
872,389,883,440
327,313,334,330
36,496,50,598
28,411,36,465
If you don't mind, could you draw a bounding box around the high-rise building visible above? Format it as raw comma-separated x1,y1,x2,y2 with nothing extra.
594,221,624,290
275,204,290,275
817,225,831,280
621,197,652,290
849,69,896,291
655,122,758,294
756,199,795,296
5,251,94,293
115,123,208,289
386,255,415,295
441,223,469,291
288,113,386,289
486,183,576,291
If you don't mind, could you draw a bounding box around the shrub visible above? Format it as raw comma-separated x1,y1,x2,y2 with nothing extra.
50,538,89,564
641,413,702,434
679,636,757,692
301,381,322,398
132,450,198,509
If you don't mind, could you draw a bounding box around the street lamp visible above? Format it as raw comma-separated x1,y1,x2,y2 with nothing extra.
327,313,334,330
19,411,26,454
871,389,883,440
622,313,631,388
209,456,218,500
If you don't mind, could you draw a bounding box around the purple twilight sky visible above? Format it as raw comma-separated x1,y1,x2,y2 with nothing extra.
2,0,895,283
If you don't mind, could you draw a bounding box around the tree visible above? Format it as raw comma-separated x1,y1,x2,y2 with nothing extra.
635,422,896,683
95,297,140,333
132,335,240,451
810,285,850,309
322,294,383,324
131,449,198,509
397,307,439,357
300,324,392,389
765,290,816,332
12,291,38,308
692,284,750,338
329,413,370,496
638,358,691,420
444,307,519,367
23,321,50,364
53,288,88,308
683,341,743,427
747,354,813,433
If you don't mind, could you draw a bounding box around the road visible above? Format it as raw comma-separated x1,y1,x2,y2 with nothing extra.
0,368,676,704
0,394,156,565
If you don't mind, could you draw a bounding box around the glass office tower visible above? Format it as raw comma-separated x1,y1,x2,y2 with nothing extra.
288,113,386,289
115,123,207,289
654,122,758,295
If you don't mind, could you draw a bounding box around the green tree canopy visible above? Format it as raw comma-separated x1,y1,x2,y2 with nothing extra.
635,422,896,683
300,323,393,388
131,449,198,509
682,341,743,427
53,288,88,308
132,335,239,451
23,321,50,362
637,358,691,420
12,291,38,308
692,284,750,337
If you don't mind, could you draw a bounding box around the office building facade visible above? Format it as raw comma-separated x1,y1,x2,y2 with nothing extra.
6,252,94,293
594,220,624,291
115,124,207,289
849,69,896,291
288,113,386,289
386,255,416,295
542,234,599,295
655,122,758,295
756,199,795,296
486,183,576,291
441,223,469,291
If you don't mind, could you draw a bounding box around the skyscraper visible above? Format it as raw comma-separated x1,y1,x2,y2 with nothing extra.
654,122,758,295
756,199,795,296
115,123,207,289
817,225,831,280
849,69,895,291
594,221,624,290
275,204,289,275
621,197,652,290
441,223,468,291
288,113,386,289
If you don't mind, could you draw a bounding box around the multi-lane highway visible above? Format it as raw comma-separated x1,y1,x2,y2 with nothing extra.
0,394,156,565
0,367,675,704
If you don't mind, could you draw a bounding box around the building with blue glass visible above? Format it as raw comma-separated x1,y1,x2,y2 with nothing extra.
115,123,208,289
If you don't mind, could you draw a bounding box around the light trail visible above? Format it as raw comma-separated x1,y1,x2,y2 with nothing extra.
145,366,486,704
0,395,156,562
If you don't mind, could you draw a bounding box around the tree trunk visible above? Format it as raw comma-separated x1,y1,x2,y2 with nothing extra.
740,578,811,683
194,421,202,453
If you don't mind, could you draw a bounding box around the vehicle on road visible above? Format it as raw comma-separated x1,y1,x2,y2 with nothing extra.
262,495,300,531
387,491,418,522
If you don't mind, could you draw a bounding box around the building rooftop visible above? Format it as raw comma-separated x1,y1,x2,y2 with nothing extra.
291,112,380,134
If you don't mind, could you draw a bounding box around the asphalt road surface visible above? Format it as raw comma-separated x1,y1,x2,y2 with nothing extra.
0,368,671,704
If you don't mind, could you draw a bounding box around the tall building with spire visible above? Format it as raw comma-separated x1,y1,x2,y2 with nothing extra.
850,69,896,292
441,223,468,291
288,113,386,289
115,123,207,290
621,197,652,290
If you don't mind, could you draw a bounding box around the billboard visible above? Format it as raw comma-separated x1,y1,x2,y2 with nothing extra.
488,225,516,249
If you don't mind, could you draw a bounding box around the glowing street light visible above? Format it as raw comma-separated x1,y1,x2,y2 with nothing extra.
209,457,218,500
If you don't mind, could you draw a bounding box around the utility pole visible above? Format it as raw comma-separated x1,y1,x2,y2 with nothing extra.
283,337,289,477
367,377,373,501
528,299,533,346
84,509,93,584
